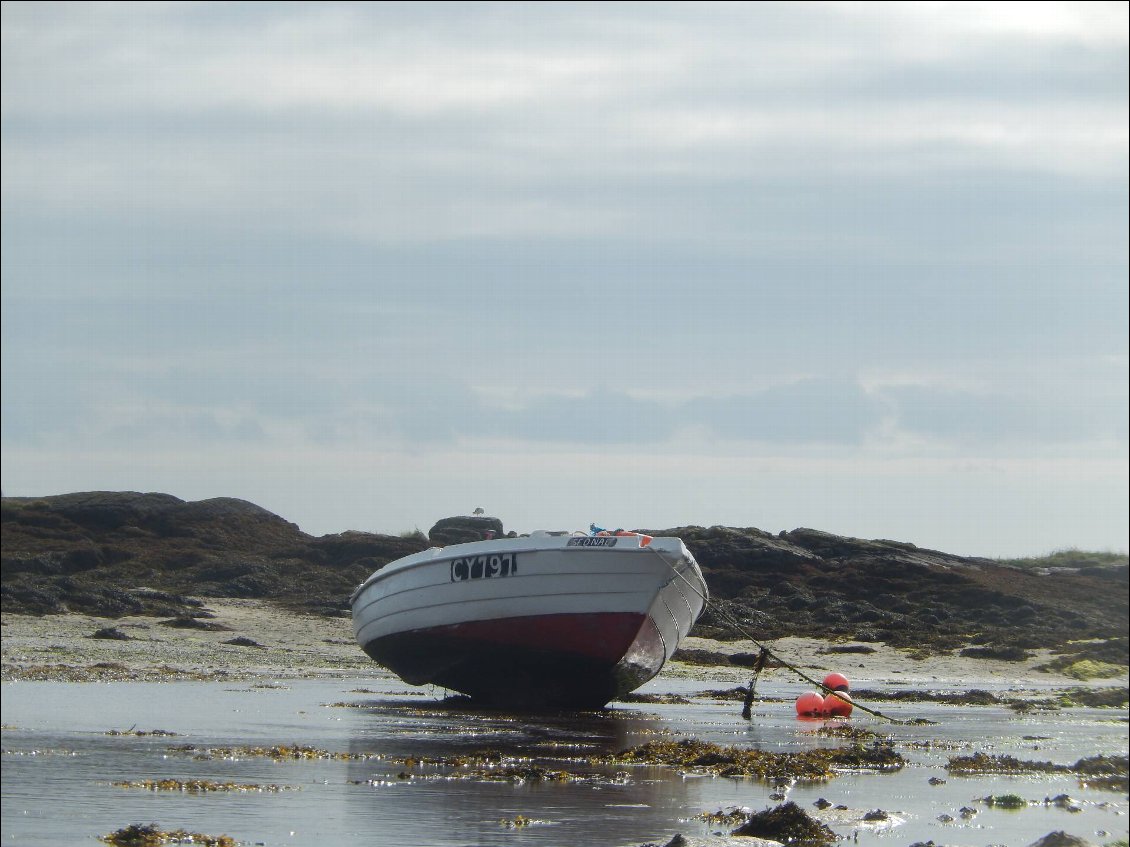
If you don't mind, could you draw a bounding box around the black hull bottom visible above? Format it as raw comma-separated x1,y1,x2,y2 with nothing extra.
361,612,666,709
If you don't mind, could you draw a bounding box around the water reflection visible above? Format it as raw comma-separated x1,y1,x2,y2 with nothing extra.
342,696,695,847
1,677,1126,847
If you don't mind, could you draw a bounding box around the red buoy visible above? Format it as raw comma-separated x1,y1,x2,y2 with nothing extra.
823,691,853,717
823,672,850,692
795,691,825,717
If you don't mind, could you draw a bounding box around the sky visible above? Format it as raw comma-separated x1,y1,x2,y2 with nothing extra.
2,1,1127,557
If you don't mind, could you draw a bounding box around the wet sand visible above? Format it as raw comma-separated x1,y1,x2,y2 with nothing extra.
3,599,1127,847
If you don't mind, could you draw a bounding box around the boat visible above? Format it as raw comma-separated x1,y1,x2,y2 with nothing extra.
350,528,708,708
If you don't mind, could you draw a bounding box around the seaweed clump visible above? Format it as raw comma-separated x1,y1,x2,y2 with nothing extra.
100,823,237,846
1075,754,1130,792
167,743,378,761
947,752,1068,775
114,779,296,792
610,737,902,781
979,793,1029,809
947,753,1128,792
730,801,838,843
1058,687,1129,708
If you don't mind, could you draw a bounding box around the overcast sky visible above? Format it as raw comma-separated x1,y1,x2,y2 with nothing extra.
2,1,1127,556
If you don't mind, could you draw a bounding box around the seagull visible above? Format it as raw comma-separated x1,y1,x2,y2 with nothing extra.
473,507,485,516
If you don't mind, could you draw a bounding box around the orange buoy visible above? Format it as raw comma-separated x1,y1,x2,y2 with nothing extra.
795,691,825,717
823,672,850,692
823,691,853,717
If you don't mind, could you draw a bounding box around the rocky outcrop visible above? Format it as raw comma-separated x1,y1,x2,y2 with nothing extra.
428,515,505,545
1,494,1126,664
644,524,1127,657
1,493,426,618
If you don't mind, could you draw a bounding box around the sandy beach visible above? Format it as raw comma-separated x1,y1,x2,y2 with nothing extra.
2,597,1117,693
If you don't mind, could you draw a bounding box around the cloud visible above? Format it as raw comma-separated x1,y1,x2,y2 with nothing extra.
1,2,1126,553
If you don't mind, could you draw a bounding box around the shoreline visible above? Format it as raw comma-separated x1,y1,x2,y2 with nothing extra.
3,598,1124,693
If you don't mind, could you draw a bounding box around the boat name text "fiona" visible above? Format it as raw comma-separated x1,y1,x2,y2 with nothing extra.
450,553,518,582
566,536,619,547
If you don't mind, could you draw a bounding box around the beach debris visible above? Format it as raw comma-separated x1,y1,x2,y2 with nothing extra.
100,823,237,846
114,779,297,793
729,801,838,843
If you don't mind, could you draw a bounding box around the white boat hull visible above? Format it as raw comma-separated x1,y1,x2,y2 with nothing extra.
350,534,707,707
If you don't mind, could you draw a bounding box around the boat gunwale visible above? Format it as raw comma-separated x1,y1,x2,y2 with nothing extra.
349,536,694,604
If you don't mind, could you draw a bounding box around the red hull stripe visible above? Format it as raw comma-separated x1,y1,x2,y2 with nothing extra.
409,611,648,664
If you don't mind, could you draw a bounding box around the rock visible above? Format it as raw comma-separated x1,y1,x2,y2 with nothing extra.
731,802,837,843
309,531,426,568
1026,833,1097,847
428,515,504,545
158,616,231,631
35,491,185,530
90,626,130,640
224,636,263,648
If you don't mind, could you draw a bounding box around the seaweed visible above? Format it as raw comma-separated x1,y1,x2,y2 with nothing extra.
608,737,903,781
113,779,297,792
947,752,1128,791
100,824,237,846
730,801,839,844
166,743,379,761
979,793,1029,809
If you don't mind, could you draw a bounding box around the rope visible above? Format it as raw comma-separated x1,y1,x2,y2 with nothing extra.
655,548,911,724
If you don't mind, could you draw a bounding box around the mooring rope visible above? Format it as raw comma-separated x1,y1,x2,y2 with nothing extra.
656,549,911,724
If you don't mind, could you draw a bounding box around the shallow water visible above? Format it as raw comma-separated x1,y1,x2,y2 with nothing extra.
2,672,1127,847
